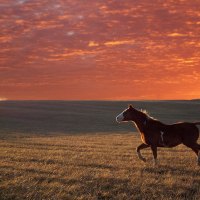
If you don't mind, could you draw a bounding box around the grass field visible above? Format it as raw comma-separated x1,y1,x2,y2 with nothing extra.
0,100,200,199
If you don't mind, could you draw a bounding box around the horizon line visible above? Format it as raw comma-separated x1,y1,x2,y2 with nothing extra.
1,99,200,101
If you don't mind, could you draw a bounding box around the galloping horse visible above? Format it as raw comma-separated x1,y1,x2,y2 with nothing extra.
116,105,200,165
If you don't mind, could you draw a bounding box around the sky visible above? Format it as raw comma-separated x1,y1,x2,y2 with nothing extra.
0,0,200,100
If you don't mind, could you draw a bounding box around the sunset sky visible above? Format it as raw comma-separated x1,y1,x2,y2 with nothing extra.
1,0,200,100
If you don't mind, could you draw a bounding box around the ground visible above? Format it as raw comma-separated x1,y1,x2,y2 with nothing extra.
0,132,200,200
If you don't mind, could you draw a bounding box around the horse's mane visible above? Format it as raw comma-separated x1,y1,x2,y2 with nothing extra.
140,109,157,120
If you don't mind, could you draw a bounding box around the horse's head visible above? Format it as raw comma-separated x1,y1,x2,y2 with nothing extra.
116,105,135,123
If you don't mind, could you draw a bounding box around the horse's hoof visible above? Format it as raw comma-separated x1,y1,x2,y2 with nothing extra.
153,159,158,166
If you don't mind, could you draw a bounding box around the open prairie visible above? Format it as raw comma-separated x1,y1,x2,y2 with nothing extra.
0,100,200,199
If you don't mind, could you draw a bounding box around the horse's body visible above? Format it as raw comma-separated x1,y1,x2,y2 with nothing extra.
116,105,200,165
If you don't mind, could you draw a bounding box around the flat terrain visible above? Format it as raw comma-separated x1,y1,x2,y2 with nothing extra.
0,100,200,134
1,133,200,200
0,100,200,199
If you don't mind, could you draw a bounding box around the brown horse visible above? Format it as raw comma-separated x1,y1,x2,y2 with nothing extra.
116,105,200,165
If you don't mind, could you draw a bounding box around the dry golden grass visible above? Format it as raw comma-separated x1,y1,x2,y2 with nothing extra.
0,132,200,200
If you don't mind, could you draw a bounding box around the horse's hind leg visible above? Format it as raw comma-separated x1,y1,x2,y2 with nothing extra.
198,151,200,166
196,144,200,166
184,143,200,166
136,143,149,162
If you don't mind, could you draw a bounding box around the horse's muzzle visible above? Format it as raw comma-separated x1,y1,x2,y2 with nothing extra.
116,113,124,123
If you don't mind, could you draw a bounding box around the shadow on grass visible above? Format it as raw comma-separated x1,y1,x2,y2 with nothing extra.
78,163,117,170
61,175,200,199
178,179,200,198
145,179,200,199
0,164,200,200
140,165,200,176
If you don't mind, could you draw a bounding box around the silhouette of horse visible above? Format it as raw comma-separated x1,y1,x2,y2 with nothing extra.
116,105,200,165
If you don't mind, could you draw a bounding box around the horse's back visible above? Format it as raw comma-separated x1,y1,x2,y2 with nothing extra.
168,122,198,131
166,122,199,144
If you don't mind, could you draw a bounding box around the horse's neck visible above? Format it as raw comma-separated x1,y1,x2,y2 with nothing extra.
132,111,147,133
133,114,165,133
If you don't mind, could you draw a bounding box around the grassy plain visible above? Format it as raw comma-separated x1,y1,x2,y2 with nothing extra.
0,100,200,199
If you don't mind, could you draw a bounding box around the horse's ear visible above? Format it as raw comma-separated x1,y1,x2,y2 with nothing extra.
128,104,133,109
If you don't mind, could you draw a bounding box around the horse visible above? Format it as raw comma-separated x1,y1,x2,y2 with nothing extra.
116,105,200,165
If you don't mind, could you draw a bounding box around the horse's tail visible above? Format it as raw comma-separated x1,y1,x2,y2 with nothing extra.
194,122,200,126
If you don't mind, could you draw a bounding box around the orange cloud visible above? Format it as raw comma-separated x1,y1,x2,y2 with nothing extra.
167,33,187,37
88,41,99,47
57,15,71,20
0,36,13,43
104,40,135,46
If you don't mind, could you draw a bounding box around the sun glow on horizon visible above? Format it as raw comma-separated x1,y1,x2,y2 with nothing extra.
0,97,7,101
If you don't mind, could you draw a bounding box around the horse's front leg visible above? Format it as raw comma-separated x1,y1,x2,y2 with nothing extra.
136,143,150,162
150,145,158,165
